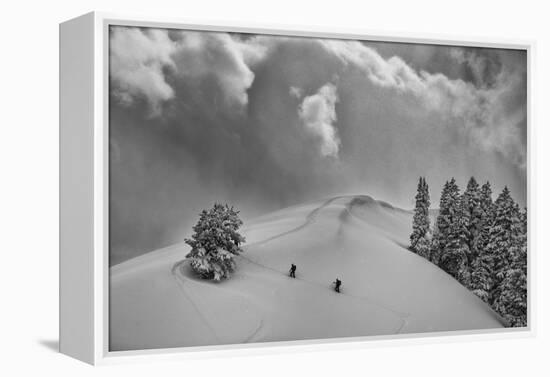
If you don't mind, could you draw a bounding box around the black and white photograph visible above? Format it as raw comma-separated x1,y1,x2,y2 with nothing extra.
107,25,528,351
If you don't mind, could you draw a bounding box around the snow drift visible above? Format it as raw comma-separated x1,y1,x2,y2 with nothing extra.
110,195,504,351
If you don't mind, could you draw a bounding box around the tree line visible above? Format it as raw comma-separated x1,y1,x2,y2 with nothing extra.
410,177,527,327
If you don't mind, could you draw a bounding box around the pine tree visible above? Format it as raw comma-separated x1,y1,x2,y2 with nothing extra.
416,236,432,260
416,178,528,323
433,178,467,280
474,182,494,253
463,177,482,267
470,256,492,303
470,182,494,300
480,182,494,213
493,206,527,326
486,187,522,305
410,177,431,258
430,181,450,265
440,186,470,283
185,203,246,281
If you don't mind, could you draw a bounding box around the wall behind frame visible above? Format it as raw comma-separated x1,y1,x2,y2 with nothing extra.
0,1,545,376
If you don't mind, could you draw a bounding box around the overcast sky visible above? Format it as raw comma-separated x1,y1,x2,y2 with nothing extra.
109,26,527,265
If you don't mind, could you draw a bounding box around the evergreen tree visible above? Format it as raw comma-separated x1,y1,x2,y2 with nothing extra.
520,207,527,234
474,182,494,253
415,237,432,260
411,178,528,325
430,181,450,265
470,256,493,303
486,187,522,305
185,203,246,281
441,186,470,283
493,207,527,326
470,182,494,300
462,177,482,267
433,178,467,280
480,182,494,214
410,177,431,258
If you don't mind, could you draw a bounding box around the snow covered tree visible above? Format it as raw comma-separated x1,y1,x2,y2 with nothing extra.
462,177,482,267
493,206,527,326
411,177,527,321
470,256,493,303
474,182,494,254
480,182,494,213
415,237,432,260
432,178,465,276
493,246,527,326
441,188,470,283
486,187,522,305
185,203,246,281
430,181,450,265
470,182,494,300
410,176,431,258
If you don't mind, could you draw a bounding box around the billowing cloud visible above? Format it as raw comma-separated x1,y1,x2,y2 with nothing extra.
109,28,527,264
110,27,268,116
110,29,525,166
110,27,177,116
449,47,502,88
319,40,526,167
298,83,340,158
172,31,267,109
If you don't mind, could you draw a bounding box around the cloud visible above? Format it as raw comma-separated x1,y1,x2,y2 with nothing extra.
318,40,526,167
110,27,177,116
172,31,267,109
109,31,527,263
110,28,269,116
298,83,341,158
449,47,503,88
109,29,526,166
289,86,303,98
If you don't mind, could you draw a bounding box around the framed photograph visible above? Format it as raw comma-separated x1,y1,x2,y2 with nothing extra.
60,12,533,365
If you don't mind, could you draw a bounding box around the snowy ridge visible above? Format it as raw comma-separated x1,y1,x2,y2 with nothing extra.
110,195,504,351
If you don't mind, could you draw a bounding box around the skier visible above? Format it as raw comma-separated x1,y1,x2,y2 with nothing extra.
333,278,342,293
289,264,297,278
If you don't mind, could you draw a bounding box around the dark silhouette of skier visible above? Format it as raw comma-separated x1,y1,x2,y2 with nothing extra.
333,278,342,293
289,264,296,278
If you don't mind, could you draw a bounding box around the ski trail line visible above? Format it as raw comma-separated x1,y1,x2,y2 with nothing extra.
175,195,409,336
239,255,410,334
339,201,407,249
171,260,221,343
238,254,410,319
238,195,411,334
172,260,267,343
249,196,345,247
243,317,264,343
394,316,410,334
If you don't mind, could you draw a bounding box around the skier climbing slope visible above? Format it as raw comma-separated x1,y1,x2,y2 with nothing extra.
333,278,342,293
289,263,297,278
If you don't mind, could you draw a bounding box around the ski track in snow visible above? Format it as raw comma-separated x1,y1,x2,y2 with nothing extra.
111,195,504,350
171,260,221,343
240,195,410,334
173,195,412,339
238,254,410,334
243,317,264,343
339,200,407,249
172,259,267,343
250,196,345,247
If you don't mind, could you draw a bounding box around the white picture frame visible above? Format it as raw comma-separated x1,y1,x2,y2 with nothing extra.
59,11,535,365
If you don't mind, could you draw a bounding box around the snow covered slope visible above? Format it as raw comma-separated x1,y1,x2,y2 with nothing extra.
110,195,504,351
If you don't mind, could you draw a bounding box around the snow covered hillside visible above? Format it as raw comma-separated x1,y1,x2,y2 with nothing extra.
110,195,504,351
